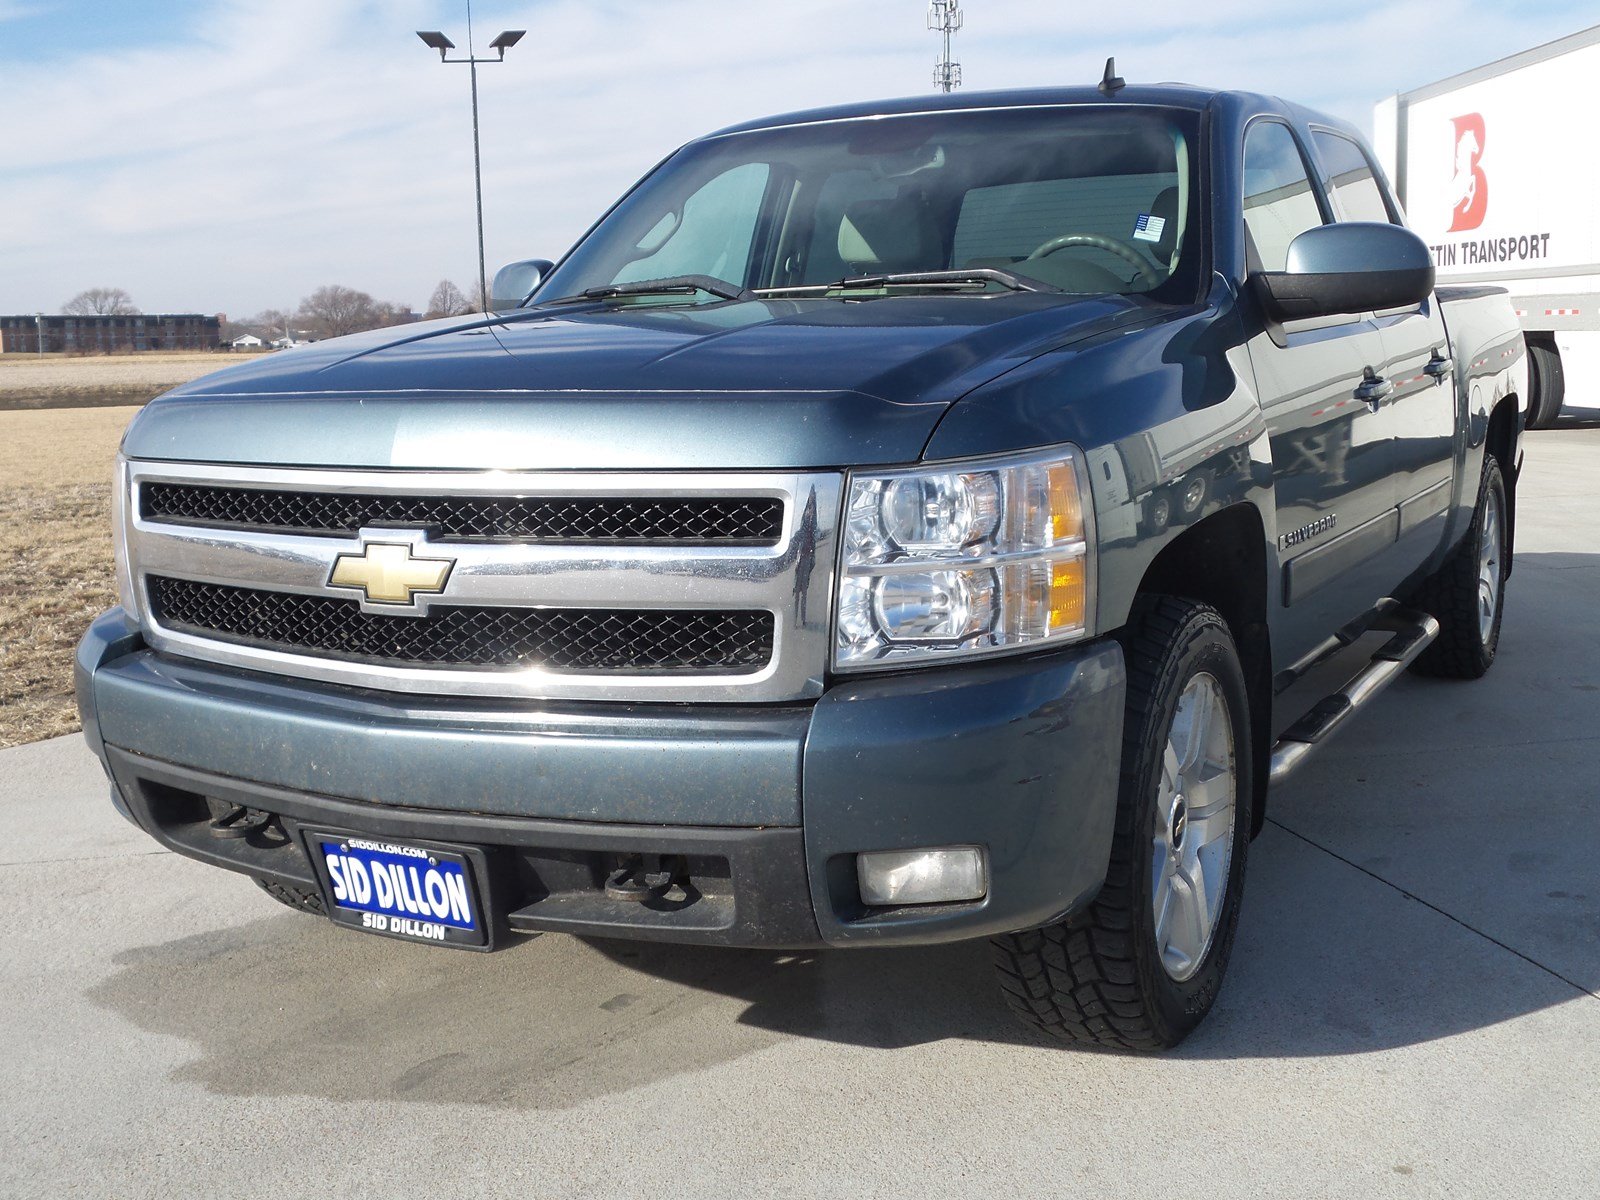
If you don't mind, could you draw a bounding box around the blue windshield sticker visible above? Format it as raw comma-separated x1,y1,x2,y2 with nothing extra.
1133,213,1167,243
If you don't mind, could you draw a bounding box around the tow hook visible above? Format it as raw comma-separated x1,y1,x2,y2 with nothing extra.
604,854,683,902
206,803,275,840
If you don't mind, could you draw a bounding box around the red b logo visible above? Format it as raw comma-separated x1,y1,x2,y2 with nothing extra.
1448,113,1488,232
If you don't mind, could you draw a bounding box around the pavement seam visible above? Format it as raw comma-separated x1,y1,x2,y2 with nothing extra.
0,849,169,869
1267,817,1600,1003
1313,731,1600,764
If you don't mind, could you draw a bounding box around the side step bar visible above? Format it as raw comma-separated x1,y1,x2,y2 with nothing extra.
1268,606,1440,787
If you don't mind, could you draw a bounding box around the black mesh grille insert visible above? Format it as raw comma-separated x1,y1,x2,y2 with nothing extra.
149,577,774,673
141,483,784,545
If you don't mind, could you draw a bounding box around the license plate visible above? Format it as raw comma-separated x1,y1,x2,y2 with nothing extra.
302,828,489,949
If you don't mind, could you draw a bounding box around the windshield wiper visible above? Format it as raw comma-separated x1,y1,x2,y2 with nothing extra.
543,274,754,306
757,268,1060,298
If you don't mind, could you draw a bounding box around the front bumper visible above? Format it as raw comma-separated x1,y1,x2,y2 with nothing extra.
78,608,1125,948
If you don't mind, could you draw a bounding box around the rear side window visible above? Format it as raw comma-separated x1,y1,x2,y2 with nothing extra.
1312,131,1393,224
1241,122,1324,273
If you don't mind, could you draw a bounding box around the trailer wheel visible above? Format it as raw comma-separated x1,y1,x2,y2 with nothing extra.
1144,491,1172,535
1526,340,1564,430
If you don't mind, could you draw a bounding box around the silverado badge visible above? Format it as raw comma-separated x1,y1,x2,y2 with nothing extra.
328,540,454,607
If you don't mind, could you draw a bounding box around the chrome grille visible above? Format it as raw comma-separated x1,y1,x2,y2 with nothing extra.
121,460,842,703
149,576,774,673
140,482,784,544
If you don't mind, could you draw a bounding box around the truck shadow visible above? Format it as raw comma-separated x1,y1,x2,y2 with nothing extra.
85,547,1597,1106
1550,402,1600,428
84,816,1584,1114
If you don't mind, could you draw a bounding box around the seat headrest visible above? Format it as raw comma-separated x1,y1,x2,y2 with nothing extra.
1148,187,1181,265
838,198,938,272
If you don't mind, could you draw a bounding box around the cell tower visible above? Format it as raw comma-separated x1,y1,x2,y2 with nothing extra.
929,0,962,93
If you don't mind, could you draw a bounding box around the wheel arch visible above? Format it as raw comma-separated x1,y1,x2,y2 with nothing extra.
1123,502,1273,835
1486,392,1519,574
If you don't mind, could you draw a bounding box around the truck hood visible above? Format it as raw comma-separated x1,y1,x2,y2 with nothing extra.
127,294,1160,470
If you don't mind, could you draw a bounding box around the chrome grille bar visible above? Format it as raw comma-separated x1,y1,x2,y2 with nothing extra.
123,459,842,703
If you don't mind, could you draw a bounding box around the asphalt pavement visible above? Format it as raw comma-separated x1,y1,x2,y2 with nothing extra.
3,423,1598,1199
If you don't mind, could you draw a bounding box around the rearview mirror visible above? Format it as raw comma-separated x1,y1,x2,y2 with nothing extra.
489,259,555,310
1254,223,1434,321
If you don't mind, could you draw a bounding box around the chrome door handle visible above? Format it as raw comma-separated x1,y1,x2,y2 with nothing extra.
1354,370,1394,409
1424,354,1454,383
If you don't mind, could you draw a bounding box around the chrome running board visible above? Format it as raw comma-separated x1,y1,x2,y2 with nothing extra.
1268,606,1440,787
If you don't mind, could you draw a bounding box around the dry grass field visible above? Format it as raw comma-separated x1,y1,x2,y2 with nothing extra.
0,406,136,747
0,350,235,410
0,353,249,745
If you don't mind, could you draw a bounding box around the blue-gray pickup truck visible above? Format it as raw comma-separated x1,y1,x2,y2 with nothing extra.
77,80,1526,1049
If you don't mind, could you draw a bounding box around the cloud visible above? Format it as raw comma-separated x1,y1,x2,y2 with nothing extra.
0,0,1593,315
0,1,50,20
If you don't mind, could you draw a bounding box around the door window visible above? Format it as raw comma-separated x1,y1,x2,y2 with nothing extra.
1312,131,1393,224
1241,122,1325,273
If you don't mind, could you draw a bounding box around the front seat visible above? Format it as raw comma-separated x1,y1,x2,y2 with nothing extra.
1145,186,1181,273
837,197,941,274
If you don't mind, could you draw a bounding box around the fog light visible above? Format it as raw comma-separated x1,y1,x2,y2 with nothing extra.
856,847,987,907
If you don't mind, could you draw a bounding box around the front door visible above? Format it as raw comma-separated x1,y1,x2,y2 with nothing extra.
1242,120,1400,667
1310,128,1458,573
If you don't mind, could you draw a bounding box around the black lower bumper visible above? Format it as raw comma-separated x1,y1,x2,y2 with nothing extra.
107,747,823,948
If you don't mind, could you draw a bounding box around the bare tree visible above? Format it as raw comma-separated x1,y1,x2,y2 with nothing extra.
426,279,470,319
370,301,416,329
297,285,380,339
62,287,140,316
252,309,293,340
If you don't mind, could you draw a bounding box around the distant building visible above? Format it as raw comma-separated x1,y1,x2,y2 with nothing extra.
230,333,265,349
0,313,221,354
271,331,317,349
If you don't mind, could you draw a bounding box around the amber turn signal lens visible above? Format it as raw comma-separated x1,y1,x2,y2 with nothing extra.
1048,461,1083,544
1049,557,1087,630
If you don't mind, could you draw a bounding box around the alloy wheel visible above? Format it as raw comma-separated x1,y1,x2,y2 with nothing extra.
1150,672,1237,982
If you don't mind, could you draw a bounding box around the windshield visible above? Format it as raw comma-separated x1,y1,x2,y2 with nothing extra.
538,106,1202,303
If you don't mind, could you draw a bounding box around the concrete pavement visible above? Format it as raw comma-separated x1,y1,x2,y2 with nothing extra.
3,425,1598,1198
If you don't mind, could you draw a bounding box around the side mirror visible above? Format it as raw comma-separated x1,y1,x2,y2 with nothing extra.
1254,223,1434,321
489,259,555,310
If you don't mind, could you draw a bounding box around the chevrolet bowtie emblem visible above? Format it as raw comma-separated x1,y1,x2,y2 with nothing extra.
328,541,454,606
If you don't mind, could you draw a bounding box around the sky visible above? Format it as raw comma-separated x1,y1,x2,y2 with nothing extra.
1,0,1595,319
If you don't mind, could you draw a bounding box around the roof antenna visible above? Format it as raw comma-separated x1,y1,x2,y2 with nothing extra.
1099,57,1125,96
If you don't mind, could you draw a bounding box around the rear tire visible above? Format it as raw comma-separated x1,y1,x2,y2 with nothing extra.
1411,457,1507,679
254,877,325,915
1526,340,1564,430
992,597,1252,1050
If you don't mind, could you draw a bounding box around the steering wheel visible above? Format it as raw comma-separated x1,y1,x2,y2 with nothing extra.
1026,232,1161,289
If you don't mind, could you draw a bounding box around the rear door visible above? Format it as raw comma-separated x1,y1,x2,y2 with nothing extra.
1311,128,1458,560
1242,119,1399,656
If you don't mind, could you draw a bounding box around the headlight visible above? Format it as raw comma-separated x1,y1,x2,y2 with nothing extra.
834,445,1094,669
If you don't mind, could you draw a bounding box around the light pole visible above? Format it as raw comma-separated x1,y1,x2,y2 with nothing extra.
35,313,44,357
417,19,525,312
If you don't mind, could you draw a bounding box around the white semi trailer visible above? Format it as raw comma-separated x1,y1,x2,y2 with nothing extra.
1375,23,1600,427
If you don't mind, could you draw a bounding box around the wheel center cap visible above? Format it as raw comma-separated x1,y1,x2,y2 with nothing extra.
1170,794,1188,850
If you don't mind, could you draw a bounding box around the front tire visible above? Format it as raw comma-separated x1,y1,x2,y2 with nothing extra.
992,598,1252,1050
